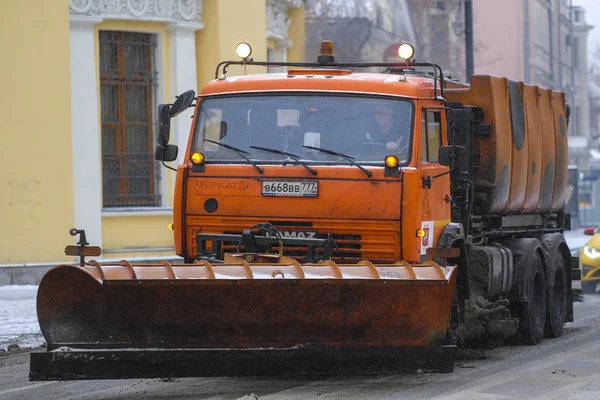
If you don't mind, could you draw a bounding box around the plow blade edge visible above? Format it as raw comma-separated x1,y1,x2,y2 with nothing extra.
30,259,457,380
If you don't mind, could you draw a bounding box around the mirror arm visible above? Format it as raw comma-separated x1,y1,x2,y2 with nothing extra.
431,170,450,180
162,161,177,172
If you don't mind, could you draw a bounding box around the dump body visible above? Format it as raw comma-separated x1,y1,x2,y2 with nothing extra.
445,75,568,215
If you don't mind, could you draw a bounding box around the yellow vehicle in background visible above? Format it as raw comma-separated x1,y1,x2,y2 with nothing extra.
581,226,600,293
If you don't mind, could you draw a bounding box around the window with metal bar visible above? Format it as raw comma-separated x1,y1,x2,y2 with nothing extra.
99,31,160,208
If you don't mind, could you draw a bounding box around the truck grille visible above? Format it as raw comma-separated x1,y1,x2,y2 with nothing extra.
221,231,362,262
188,217,398,264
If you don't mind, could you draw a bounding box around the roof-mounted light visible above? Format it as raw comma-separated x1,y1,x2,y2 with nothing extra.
397,43,415,61
235,42,252,60
317,40,336,65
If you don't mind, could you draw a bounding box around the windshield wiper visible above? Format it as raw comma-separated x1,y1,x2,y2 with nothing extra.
249,146,317,175
303,145,372,178
204,139,264,174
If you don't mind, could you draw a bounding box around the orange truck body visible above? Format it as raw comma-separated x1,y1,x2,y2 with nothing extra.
30,45,577,380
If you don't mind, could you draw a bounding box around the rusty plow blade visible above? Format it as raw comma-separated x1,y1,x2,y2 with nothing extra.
29,256,457,380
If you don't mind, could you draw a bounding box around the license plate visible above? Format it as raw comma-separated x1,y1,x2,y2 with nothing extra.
261,181,318,197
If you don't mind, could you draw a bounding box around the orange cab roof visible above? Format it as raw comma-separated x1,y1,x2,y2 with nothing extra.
200,71,444,99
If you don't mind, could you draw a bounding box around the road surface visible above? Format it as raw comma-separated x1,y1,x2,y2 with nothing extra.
0,291,599,399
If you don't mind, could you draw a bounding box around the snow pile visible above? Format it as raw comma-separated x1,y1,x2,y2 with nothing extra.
0,285,44,351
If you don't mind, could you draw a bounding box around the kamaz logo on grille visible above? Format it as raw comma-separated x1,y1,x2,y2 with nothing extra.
267,231,318,239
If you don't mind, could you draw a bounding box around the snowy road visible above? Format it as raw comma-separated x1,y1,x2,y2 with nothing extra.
0,285,43,351
1,294,600,399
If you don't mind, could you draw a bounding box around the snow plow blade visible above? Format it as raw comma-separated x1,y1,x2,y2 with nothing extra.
29,256,457,380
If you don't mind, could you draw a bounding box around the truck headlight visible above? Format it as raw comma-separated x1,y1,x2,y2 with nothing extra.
584,246,600,259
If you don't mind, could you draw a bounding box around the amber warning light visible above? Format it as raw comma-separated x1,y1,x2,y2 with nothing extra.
317,40,336,65
191,152,205,165
385,155,399,168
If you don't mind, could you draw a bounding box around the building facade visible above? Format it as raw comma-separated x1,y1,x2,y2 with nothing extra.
473,0,591,168
570,6,594,167
0,0,304,266
304,0,415,65
406,0,466,82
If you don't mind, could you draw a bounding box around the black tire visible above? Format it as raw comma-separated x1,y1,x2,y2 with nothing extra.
582,281,597,294
540,234,569,338
509,239,547,345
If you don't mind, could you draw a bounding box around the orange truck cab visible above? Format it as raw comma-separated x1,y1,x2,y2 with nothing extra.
169,66,451,267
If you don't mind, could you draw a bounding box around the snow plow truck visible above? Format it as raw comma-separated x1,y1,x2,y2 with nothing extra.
29,41,580,380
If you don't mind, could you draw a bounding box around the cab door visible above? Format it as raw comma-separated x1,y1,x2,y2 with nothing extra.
418,107,451,260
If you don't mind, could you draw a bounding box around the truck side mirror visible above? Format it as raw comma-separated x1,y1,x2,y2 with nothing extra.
439,145,467,169
155,144,178,162
157,90,196,146
158,104,172,146
169,90,196,117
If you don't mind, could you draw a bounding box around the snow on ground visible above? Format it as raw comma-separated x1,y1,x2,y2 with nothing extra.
0,285,43,351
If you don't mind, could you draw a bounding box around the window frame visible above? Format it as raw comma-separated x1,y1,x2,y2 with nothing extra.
99,30,161,209
420,108,443,164
190,91,416,167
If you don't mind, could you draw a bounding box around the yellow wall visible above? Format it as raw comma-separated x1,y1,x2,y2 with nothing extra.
0,0,73,264
197,0,268,87
102,215,173,251
0,1,306,264
288,5,306,63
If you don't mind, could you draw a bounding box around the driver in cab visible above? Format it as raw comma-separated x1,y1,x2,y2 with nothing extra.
366,103,407,151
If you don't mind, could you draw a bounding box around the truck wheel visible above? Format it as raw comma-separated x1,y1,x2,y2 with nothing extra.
582,281,597,294
541,234,568,338
510,239,547,345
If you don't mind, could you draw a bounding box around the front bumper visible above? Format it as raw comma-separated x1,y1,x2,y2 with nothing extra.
580,261,600,281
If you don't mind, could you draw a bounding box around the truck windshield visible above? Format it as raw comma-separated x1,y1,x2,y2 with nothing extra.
191,94,413,165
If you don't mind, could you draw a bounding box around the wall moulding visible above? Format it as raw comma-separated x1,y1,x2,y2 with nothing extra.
266,0,302,42
69,0,202,24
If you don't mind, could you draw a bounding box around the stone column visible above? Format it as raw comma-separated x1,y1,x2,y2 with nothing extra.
168,22,204,166
70,16,104,248
275,39,292,72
